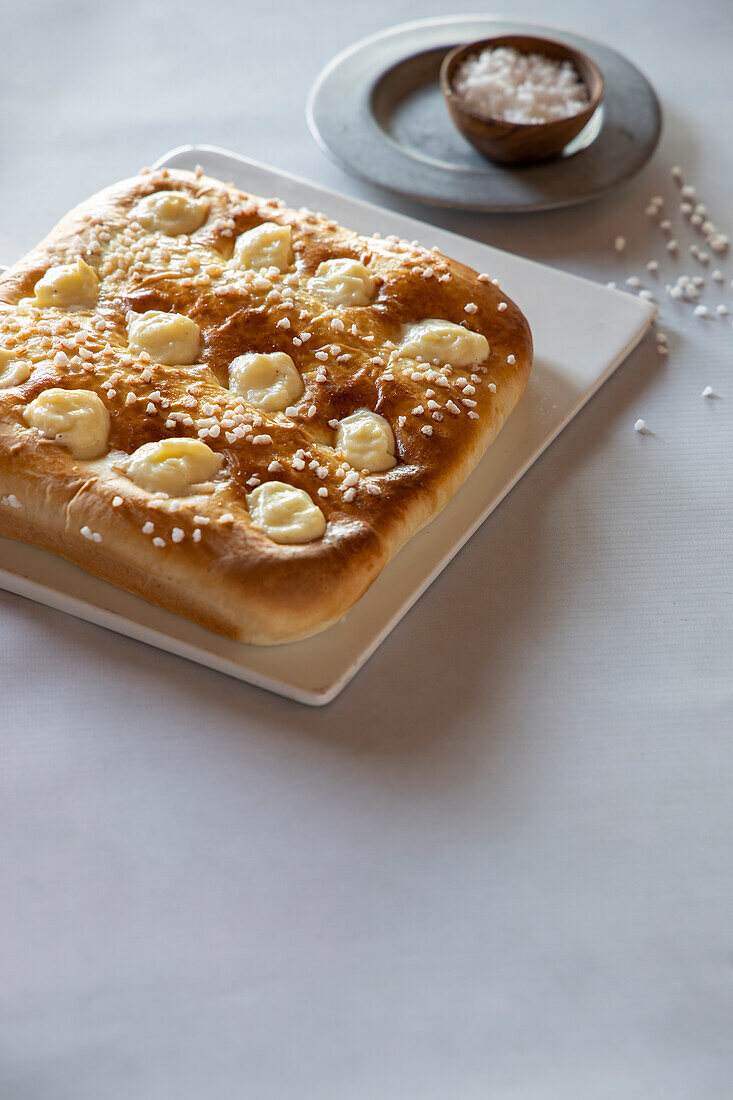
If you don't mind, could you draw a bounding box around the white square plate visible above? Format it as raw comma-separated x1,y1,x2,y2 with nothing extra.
0,144,655,704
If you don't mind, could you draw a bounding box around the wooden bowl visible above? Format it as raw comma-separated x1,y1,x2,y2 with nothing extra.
440,35,605,166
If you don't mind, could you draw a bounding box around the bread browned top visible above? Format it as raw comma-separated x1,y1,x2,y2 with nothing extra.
0,167,532,643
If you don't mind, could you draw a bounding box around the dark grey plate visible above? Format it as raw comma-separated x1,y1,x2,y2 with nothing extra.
307,16,662,212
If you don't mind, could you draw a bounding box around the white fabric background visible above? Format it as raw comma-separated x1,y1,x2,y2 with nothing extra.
1,1,731,1097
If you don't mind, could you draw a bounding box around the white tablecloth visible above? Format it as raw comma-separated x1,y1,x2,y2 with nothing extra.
2,1,731,1096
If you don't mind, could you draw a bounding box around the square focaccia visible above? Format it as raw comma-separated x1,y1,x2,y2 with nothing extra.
0,168,532,644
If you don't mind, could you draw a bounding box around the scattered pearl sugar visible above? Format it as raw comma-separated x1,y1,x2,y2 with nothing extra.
702,386,716,398
634,418,649,433
452,46,589,125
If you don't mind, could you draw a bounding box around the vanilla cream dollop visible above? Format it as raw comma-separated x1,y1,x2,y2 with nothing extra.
233,223,293,272
127,310,201,365
399,318,489,367
335,409,396,472
0,349,31,389
118,437,223,495
247,481,326,544
34,259,99,310
228,351,304,412
23,388,110,459
133,189,208,236
309,258,376,307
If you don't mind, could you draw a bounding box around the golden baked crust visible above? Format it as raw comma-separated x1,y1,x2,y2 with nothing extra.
0,168,532,644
